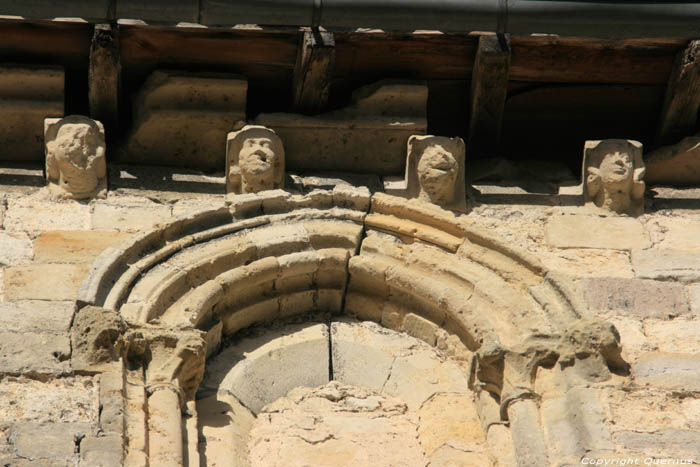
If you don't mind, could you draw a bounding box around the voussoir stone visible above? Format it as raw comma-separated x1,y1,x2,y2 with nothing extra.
580,277,689,319
631,248,700,282
545,214,650,250
200,323,329,414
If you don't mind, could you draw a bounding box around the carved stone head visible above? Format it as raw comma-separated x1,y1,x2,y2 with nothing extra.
226,125,285,194
405,135,466,212
45,115,107,199
583,139,645,216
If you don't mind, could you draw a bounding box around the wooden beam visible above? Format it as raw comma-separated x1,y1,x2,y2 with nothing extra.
89,23,120,138
292,29,335,114
468,34,511,159
656,40,700,145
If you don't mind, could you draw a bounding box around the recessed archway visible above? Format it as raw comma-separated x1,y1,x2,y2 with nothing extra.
75,188,625,466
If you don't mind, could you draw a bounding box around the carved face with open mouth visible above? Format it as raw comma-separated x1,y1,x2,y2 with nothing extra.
417,143,458,205
240,138,277,177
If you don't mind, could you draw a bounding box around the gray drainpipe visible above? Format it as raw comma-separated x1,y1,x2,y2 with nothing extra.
200,0,700,38
4,1,700,39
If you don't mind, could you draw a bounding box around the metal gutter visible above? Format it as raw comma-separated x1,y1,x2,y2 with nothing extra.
3,0,700,38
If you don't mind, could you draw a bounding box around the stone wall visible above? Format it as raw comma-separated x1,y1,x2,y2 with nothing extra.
0,167,699,465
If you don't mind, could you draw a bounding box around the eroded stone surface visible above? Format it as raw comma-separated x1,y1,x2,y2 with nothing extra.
632,353,700,392
3,198,91,234
546,214,651,250
45,116,106,200
631,248,700,282
583,139,645,216
387,135,467,212
33,230,132,264
4,263,90,301
0,232,32,266
0,301,74,334
0,332,70,377
581,277,690,319
91,198,172,231
248,382,428,467
226,125,285,194
201,323,329,414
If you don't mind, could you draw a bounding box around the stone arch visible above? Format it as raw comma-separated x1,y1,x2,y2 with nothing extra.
74,187,627,466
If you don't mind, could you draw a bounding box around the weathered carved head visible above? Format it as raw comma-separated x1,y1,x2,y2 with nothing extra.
405,135,466,212
226,125,285,194
583,139,645,216
45,116,107,199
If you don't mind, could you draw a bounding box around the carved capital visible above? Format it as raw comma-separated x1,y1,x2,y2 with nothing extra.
139,329,207,404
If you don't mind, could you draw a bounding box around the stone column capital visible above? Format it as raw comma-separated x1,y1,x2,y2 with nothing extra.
132,329,207,404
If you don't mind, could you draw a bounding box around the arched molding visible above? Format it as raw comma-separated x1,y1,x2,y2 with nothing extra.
73,187,626,467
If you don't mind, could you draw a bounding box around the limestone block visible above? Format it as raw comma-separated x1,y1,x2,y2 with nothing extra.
386,135,467,212
613,430,700,458
691,284,700,316
645,319,700,354
91,200,172,232
418,393,486,455
654,218,700,250
540,387,614,461
382,346,469,411
201,323,329,414
0,300,74,334
121,71,247,170
331,321,415,391
226,125,285,194
11,422,91,462
197,393,254,467
486,424,518,467
3,199,90,234
248,382,428,467
428,444,491,467
0,65,64,162
402,312,439,346
331,321,469,411
332,184,371,212
256,81,427,174
45,116,106,200
631,248,700,282
0,332,70,377
99,372,124,435
582,139,645,216
633,353,700,392
581,277,690,319
0,232,32,266
34,230,131,264
4,263,90,301
546,214,651,250
79,436,123,467
0,376,98,425
540,248,634,278
645,135,700,185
